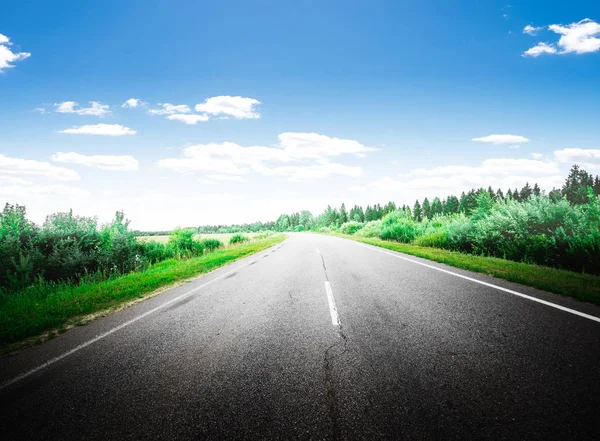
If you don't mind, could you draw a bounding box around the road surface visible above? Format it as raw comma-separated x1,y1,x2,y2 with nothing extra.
1,233,599,440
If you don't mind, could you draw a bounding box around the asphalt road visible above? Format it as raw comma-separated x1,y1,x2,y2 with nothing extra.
1,234,599,440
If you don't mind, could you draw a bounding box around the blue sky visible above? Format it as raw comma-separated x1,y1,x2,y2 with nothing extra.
1,0,599,229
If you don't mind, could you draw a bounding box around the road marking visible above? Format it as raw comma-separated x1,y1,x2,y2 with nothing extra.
317,248,321,254
0,260,255,391
324,281,340,326
354,242,600,324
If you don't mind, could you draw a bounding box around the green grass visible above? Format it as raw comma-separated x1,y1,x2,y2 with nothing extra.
329,233,600,305
0,235,286,351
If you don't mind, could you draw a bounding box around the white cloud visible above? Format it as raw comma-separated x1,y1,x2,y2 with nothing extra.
408,158,560,177
121,98,145,108
531,152,544,159
262,162,362,181
157,132,376,180
472,134,530,144
523,25,544,36
0,184,89,199
58,124,136,136
195,96,261,119
359,157,565,206
523,42,558,57
554,148,600,168
204,174,244,181
54,101,111,117
51,152,139,171
523,19,600,57
0,33,30,72
549,19,600,54
166,113,210,124
0,154,79,180
34,107,48,114
508,145,520,149
148,103,191,115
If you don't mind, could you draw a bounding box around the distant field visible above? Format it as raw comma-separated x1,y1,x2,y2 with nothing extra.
137,233,261,244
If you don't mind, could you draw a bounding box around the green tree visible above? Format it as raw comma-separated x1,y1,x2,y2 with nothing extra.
444,195,459,214
430,197,443,217
533,183,541,196
422,198,431,220
413,200,422,222
339,203,348,224
562,164,594,204
520,182,533,200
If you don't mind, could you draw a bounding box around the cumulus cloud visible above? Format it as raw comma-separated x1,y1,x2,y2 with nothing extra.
523,42,558,57
554,148,600,169
0,154,79,180
58,124,136,136
531,152,544,159
54,101,111,117
472,134,530,144
195,96,261,119
523,19,600,57
51,152,139,171
121,98,145,108
0,33,30,72
523,25,544,36
550,19,600,54
148,103,191,115
166,114,210,124
157,132,376,181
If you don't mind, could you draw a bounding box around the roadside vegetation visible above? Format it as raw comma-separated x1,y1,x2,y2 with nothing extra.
197,164,600,302
0,207,282,349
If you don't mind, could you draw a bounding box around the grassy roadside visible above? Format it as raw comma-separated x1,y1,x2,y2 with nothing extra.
328,233,600,305
0,235,286,352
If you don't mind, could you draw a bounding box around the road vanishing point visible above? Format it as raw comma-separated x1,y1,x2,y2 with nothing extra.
1,234,599,440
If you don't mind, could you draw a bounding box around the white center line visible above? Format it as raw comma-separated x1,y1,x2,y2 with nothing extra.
324,281,340,326
317,248,321,254
353,241,600,324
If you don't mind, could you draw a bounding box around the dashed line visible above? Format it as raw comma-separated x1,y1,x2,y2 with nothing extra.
324,281,340,327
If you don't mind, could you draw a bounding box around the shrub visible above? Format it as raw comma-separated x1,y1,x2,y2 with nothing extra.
339,221,363,235
414,231,449,248
167,229,196,253
141,241,175,264
379,212,423,243
229,234,249,245
355,220,382,238
319,227,331,233
201,238,223,252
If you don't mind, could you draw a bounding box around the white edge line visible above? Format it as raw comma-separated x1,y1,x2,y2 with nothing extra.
317,248,320,254
354,242,600,324
324,281,340,327
0,244,277,391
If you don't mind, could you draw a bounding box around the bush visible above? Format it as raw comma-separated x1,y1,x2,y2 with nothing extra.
141,241,175,264
168,229,196,253
201,238,223,252
339,221,363,235
355,220,382,238
379,212,423,243
229,234,249,245
414,231,449,248
319,227,331,233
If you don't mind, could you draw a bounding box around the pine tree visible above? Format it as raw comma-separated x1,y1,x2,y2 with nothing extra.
594,176,600,196
513,188,520,201
506,189,513,200
459,192,468,213
444,195,459,214
562,165,594,204
520,182,533,200
339,203,348,224
496,188,504,200
487,186,496,200
431,197,443,217
422,197,431,219
413,200,422,222
533,183,541,196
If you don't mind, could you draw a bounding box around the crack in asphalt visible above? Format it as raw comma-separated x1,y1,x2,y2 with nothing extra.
319,249,349,440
